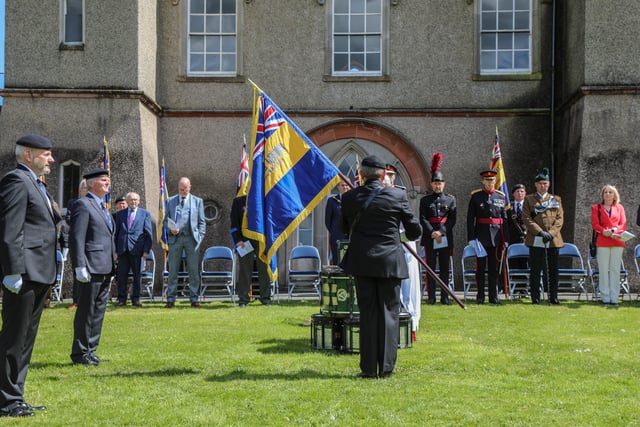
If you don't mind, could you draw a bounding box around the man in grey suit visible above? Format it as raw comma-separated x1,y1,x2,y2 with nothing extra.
340,155,422,379
114,192,153,307
163,177,206,308
0,134,59,418
69,168,116,366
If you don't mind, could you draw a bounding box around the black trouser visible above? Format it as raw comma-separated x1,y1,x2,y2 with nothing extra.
529,246,559,303
475,246,499,303
423,245,450,303
0,281,49,410
235,240,271,305
71,275,111,361
354,276,400,376
116,251,142,302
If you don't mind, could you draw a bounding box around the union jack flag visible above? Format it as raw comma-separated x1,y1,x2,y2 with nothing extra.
236,140,250,196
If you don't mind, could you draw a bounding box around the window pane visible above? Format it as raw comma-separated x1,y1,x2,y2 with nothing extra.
222,15,235,32
482,0,497,11
190,15,204,32
221,36,236,52
350,36,365,52
498,0,512,10
206,0,220,14
191,36,205,52
191,0,205,14
221,0,235,13
482,12,496,30
366,53,380,71
481,33,496,50
497,33,512,49
205,54,220,72
335,35,349,52
206,36,220,52
352,0,365,14
514,11,529,30
498,51,512,69
334,15,349,33
65,16,83,43
366,0,381,13
365,35,380,52
480,52,496,70
351,15,365,33
334,1,348,13
334,53,349,71
514,51,529,68
515,0,529,10
514,33,529,49
190,54,204,71
206,16,220,33
351,54,365,71
221,54,236,72
498,11,513,30
67,0,83,14
366,15,381,33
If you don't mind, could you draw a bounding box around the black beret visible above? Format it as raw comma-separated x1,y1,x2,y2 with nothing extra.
512,183,525,192
83,168,110,179
361,155,386,170
114,195,126,203
480,169,497,178
16,134,52,149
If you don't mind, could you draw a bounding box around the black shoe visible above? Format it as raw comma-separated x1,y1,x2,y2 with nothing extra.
0,407,34,417
72,355,99,366
476,299,485,304
355,372,377,379
18,402,46,411
116,301,126,307
238,303,247,308
379,371,394,378
549,299,560,305
261,300,271,306
532,300,540,305
441,300,451,305
427,300,436,305
90,353,110,363
132,301,142,307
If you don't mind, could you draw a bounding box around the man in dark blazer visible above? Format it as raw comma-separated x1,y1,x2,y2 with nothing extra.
163,177,206,308
114,192,153,306
69,168,116,366
65,179,88,310
0,134,59,418
340,155,422,379
324,179,349,265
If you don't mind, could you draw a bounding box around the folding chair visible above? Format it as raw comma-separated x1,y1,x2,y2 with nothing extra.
200,246,236,305
51,250,65,304
287,245,321,301
588,250,630,301
506,243,530,299
634,244,640,299
140,249,156,301
461,244,485,301
556,243,588,300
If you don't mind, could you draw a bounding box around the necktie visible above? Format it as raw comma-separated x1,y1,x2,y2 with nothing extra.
516,203,522,220
180,197,186,208
37,179,52,212
128,209,134,228
101,202,113,230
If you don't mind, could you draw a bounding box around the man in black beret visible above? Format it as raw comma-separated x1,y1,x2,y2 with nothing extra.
0,134,59,417
68,168,116,365
340,155,422,378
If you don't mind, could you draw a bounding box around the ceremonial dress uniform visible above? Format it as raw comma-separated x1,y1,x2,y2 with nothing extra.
419,191,456,304
467,175,507,304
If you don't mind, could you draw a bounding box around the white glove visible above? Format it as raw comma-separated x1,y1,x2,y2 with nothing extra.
61,248,69,261
3,274,23,294
75,267,91,283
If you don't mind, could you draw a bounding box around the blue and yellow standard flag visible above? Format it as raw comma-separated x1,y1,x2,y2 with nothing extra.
158,157,169,252
101,136,111,209
490,127,510,209
243,89,341,280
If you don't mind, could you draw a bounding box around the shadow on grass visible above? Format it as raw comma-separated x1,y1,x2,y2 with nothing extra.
256,337,311,354
204,368,346,382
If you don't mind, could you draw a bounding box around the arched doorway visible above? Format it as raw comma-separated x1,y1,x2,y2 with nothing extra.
304,119,430,264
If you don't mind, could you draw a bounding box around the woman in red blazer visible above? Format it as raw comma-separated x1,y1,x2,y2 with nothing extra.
591,185,627,306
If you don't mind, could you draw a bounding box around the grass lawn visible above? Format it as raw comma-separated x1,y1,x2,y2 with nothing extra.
6,297,640,426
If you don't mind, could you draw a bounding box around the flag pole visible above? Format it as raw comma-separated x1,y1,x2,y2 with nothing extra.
247,78,264,93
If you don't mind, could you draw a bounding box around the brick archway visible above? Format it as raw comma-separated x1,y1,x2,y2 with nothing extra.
307,119,429,190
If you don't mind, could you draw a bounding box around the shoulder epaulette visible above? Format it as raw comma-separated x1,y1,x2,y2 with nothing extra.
471,189,483,195
495,190,505,196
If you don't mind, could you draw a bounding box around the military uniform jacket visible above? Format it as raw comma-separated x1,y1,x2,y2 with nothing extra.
522,193,564,248
339,179,422,279
419,192,456,247
0,165,60,284
467,189,508,248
